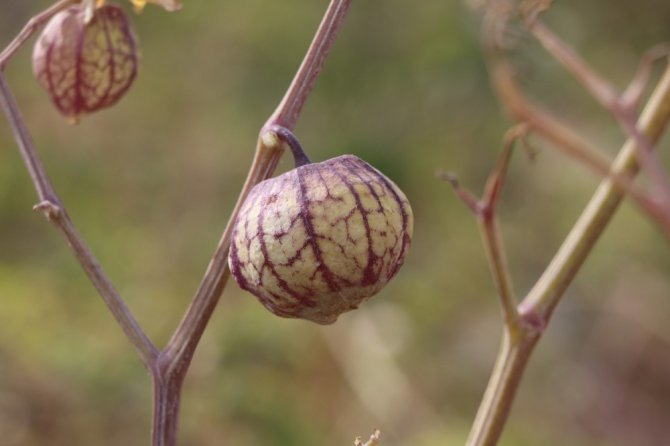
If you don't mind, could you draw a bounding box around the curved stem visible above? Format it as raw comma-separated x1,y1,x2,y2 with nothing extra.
266,124,312,167
478,129,522,331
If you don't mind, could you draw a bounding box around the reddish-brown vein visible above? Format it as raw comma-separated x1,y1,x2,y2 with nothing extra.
258,181,315,307
330,160,379,286
296,165,341,292
356,159,411,278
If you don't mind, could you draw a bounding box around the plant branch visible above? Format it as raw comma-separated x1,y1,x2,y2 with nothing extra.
466,32,670,446
268,0,352,129
477,127,524,331
445,126,526,332
524,16,670,216
465,329,539,446
485,14,670,237
0,71,158,368
521,63,670,317
0,0,79,70
159,135,282,373
2,0,354,444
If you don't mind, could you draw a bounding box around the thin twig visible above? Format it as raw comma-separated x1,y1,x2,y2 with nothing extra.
521,64,670,317
445,126,525,332
622,44,670,110
0,0,79,70
478,126,530,331
159,136,282,373
0,71,158,368
486,15,670,237
269,0,352,129
525,17,670,216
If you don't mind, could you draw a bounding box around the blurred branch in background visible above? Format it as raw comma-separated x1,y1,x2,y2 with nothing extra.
485,1,670,237
456,1,670,444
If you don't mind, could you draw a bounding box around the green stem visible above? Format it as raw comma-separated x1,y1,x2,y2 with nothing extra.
465,329,539,446
478,217,519,332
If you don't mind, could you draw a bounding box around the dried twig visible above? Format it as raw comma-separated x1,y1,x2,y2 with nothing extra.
444,124,530,332
523,11,670,218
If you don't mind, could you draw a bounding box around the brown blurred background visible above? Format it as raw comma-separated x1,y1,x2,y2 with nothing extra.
1,0,670,445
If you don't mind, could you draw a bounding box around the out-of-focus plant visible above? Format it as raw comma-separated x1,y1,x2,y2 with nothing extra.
444,1,670,444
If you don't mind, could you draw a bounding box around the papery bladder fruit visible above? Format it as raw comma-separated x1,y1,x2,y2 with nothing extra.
229,138,413,325
32,3,138,121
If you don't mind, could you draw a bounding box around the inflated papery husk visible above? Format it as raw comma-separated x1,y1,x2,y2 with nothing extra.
32,4,138,121
229,155,413,324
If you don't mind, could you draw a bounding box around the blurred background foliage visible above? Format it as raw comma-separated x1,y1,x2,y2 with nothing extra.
1,0,670,445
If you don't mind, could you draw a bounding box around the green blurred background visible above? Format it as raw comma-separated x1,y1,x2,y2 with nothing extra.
1,0,670,445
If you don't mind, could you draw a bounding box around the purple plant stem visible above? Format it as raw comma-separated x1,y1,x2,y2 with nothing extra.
153,1,354,444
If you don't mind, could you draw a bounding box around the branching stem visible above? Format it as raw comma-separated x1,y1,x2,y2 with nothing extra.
521,65,670,316
485,18,670,237
525,17,670,216
447,127,524,331
466,24,670,446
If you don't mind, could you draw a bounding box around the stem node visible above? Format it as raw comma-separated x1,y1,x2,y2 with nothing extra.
33,199,63,221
